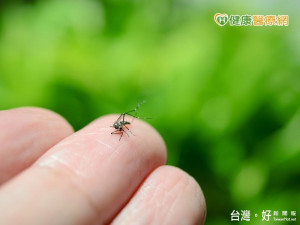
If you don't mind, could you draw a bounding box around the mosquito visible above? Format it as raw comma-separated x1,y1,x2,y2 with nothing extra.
111,100,150,141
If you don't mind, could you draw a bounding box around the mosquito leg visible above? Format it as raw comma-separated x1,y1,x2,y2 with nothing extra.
124,100,152,121
123,128,130,137
122,113,126,123
125,113,152,120
125,100,146,115
119,132,123,141
124,125,135,136
111,130,124,141
114,113,123,124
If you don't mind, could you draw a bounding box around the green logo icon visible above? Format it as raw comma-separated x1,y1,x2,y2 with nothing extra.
214,13,229,26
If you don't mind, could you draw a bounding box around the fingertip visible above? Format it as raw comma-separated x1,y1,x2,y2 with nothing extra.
11,107,74,134
112,165,206,225
0,107,73,184
148,166,206,224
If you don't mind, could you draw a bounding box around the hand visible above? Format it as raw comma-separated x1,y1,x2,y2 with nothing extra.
0,107,206,225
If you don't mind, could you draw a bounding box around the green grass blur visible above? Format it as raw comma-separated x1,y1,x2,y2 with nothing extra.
0,0,299,224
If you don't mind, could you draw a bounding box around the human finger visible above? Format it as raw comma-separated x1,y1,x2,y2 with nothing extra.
0,107,73,185
111,165,206,225
0,114,167,225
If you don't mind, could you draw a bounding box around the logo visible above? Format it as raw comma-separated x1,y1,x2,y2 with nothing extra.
214,13,228,26
214,13,289,26
230,210,297,222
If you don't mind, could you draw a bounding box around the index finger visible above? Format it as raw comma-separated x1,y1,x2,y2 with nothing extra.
0,115,167,225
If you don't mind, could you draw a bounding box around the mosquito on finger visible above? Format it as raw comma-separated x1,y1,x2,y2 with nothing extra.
111,100,151,141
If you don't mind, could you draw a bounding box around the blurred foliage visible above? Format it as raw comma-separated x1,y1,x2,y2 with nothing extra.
0,0,299,224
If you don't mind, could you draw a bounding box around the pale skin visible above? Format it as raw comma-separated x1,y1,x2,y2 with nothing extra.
0,107,206,225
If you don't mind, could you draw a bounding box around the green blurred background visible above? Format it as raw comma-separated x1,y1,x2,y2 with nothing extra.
0,0,299,224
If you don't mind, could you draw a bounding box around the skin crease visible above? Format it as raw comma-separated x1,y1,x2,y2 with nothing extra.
0,107,206,225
